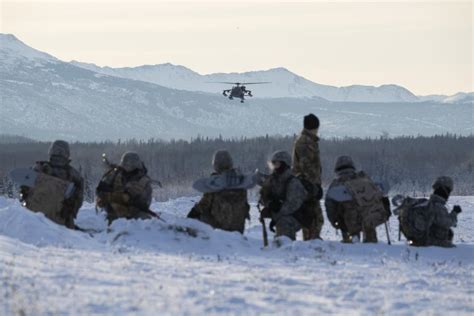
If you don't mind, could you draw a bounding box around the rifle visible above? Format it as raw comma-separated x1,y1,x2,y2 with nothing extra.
143,208,166,223
382,196,392,245
384,221,391,245
257,202,269,247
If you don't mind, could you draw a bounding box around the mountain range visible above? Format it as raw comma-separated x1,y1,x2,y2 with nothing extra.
70,61,471,104
71,61,422,103
1,33,472,141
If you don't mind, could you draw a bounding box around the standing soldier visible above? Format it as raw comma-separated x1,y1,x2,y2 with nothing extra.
188,150,250,233
292,113,324,240
259,151,307,241
20,140,84,229
96,152,154,225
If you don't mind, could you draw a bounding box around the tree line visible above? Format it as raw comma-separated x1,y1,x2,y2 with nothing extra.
0,134,473,201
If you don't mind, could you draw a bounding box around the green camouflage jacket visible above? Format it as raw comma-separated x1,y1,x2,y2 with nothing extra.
292,129,322,186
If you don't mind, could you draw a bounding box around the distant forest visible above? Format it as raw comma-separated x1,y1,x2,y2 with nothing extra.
0,134,473,201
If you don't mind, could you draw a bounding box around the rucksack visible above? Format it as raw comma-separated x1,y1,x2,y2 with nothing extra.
210,189,250,233
259,174,317,229
343,172,387,229
290,175,318,229
397,197,432,243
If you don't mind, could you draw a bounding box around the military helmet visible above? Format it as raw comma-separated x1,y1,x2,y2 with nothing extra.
212,150,233,172
270,150,292,167
432,176,454,193
120,151,143,172
48,140,70,158
334,155,355,172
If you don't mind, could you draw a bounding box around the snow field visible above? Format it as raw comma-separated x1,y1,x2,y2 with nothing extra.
1,196,473,315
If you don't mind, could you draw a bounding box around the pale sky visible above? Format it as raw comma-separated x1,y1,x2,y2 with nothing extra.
1,0,472,95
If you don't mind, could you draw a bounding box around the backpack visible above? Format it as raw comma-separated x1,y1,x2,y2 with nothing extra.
397,197,432,243
343,172,387,229
259,174,316,229
291,175,318,229
210,189,250,233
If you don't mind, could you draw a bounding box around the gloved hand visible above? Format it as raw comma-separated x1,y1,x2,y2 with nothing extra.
268,200,282,214
19,186,30,202
453,205,462,214
260,207,272,219
269,219,276,233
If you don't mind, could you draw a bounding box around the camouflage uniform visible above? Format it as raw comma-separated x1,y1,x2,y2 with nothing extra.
325,168,359,242
26,140,84,229
426,177,458,247
96,152,153,224
260,151,307,240
292,128,324,240
188,150,250,233
325,156,382,243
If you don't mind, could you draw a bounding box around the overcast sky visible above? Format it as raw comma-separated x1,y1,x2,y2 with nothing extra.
1,0,472,95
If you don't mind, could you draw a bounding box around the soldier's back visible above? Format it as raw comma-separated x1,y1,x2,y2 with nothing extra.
292,130,320,182
34,161,82,184
210,189,249,233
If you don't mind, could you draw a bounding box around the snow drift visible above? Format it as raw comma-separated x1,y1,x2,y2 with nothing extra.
1,196,473,315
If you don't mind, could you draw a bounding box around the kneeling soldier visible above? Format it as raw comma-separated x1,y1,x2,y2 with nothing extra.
19,140,84,229
188,150,250,233
96,152,153,225
396,176,461,248
426,177,461,247
259,151,308,240
325,156,389,243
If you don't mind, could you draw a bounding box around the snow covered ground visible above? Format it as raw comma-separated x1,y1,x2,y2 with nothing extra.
1,196,473,315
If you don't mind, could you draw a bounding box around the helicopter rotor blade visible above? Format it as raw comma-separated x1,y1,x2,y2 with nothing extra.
206,82,241,85
206,81,271,85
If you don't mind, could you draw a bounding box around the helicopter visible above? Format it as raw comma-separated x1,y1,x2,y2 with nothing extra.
210,82,270,103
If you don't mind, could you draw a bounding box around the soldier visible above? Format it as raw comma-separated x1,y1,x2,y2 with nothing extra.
20,140,84,229
187,150,250,233
426,176,461,247
259,151,307,241
325,156,388,243
292,113,324,240
96,152,153,225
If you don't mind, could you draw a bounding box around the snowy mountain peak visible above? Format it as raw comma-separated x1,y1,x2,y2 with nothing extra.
0,33,57,64
1,33,19,42
265,67,291,73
